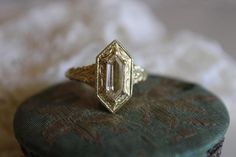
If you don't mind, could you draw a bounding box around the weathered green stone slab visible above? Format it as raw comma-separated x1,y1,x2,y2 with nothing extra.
14,75,229,157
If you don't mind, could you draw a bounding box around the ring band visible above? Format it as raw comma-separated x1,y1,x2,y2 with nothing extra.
66,40,147,113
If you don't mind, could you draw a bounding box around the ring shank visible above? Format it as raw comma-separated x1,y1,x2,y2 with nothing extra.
66,64,147,88
133,65,147,84
66,64,96,87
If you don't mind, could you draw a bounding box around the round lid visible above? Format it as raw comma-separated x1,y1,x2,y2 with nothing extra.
14,75,229,157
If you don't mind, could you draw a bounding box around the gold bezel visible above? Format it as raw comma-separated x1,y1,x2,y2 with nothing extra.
96,40,133,113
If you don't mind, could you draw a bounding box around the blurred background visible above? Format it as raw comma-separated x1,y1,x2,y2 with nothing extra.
1,0,236,59
0,0,235,157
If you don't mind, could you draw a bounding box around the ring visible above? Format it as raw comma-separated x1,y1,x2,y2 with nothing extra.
66,40,147,113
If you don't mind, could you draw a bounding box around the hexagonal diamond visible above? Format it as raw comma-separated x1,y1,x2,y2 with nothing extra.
106,55,124,99
96,40,133,113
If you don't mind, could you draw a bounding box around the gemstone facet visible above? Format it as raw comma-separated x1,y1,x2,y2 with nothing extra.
96,40,133,113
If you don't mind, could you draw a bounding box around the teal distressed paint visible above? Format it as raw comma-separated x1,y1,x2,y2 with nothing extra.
14,75,229,157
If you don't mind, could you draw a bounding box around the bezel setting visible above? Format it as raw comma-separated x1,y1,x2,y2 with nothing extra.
96,40,133,113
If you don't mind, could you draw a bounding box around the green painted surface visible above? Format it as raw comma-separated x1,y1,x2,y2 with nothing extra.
14,75,229,157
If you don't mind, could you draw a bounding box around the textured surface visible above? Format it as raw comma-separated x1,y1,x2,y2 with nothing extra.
14,75,229,157
0,0,235,157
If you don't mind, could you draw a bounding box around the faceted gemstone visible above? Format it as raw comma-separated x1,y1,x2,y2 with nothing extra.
105,55,124,98
96,40,133,113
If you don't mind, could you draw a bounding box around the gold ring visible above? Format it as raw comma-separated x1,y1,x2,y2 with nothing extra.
66,40,147,113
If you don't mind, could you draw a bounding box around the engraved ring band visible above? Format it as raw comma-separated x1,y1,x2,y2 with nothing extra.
66,40,147,113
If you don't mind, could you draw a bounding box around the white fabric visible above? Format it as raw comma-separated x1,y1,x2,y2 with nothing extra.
0,0,235,156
